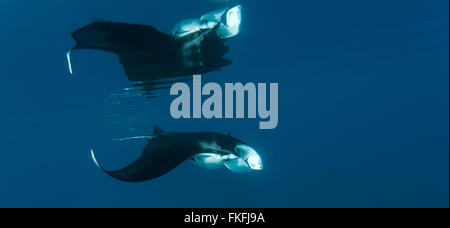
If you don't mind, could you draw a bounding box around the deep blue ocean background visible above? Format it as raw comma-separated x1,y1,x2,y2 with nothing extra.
0,0,448,208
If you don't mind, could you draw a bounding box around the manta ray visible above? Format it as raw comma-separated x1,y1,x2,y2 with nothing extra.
91,126,263,182
67,5,242,97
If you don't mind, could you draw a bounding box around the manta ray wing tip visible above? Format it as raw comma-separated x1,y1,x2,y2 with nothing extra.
90,148,102,169
66,50,73,75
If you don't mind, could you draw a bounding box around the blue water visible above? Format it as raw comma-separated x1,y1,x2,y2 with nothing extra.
0,0,448,208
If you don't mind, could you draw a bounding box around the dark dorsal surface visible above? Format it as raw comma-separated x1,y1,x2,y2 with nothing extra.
72,22,179,57
70,21,232,93
103,133,202,182
94,128,244,182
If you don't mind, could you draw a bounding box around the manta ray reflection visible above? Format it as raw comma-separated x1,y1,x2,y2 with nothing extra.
67,5,242,99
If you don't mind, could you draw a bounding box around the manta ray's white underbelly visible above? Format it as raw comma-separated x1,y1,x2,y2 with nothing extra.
192,153,225,170
192,153,251,173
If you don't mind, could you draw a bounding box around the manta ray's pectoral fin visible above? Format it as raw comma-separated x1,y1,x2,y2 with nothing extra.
90,148,151,182
90,148,161,182
89,134,197,182
66,50,73,75
90,148,107,172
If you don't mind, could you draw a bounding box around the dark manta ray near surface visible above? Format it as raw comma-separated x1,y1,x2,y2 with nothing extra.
70,22,230,80
91,126,263,182
67,5,242,97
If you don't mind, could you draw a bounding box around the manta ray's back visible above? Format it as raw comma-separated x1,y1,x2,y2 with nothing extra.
70,21,184,81
71,22,178,54
69,21,233,80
